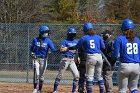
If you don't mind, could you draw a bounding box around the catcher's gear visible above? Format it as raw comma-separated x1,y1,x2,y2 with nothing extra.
121,19,134,31
83,22,94,32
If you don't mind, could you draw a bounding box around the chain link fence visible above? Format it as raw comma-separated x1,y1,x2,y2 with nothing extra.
0,23,140,85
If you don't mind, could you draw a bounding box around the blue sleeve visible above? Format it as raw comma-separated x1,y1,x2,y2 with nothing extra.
75,37,84,49
60,40,66,47
48,39,58,52
113,38,121,60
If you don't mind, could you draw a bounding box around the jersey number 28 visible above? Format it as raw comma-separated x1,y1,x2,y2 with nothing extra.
126,43,138,54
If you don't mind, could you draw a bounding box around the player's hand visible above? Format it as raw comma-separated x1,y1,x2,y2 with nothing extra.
60,47,68,52
31,52,37,59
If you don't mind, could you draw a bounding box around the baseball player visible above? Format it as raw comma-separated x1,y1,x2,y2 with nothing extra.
101,30,114,93
30,25,58,93
112,19,140,93
77,46,86,93
63,22,106,93
53,28,79,93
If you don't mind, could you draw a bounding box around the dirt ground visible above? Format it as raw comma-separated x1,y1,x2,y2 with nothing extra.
0,82,139,93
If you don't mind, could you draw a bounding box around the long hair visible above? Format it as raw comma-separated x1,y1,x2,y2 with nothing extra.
87,28,96,35
123,29,134,43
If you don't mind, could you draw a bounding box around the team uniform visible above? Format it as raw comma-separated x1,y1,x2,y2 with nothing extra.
53,28,79,93
69,22,105,93
113,19,140,93
102,30,114,93
30,25,57,93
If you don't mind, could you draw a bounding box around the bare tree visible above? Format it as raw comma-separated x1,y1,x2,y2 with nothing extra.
0,0,41,23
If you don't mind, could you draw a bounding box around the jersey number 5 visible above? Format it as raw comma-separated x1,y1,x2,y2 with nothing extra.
126,43,138,54
90,40,95,48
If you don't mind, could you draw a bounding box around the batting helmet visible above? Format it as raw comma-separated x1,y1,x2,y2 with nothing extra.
39,25,50,34
83,22,94,32
67,28,77,34
121,19,134,31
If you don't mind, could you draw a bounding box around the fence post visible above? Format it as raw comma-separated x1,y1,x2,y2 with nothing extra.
26,24,30,83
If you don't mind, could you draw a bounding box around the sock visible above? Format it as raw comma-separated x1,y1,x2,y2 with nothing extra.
131,89,139,93
53,78,60,91
34,83,37,89
98,80,104,93
86,81,93,93
72,79,78,92
78,77,85,86
38,81,43,91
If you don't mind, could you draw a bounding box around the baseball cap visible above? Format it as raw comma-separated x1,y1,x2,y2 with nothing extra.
102,30,112,35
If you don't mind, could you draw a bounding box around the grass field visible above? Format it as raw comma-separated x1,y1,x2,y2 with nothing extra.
0,82,139,93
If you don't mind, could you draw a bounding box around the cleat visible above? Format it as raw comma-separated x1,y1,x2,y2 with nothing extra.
38,90,42,93
78,87,85,93
32,89,37,93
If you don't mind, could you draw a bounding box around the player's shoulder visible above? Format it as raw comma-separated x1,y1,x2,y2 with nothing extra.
74,39,78,42
115,35,124,40
134,36,140,42
94,34,102,38
134,36,139,40
32,37,38,41
61,39,67,43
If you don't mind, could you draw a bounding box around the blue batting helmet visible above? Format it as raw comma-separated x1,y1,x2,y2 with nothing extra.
83,22,94,32
121,19,134,31
39,25,50,34
67,28,77,34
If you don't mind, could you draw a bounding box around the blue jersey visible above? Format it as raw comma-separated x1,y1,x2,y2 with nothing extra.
75,34,105,54
30,37,57,58
61,39,78,57
113,35,140,63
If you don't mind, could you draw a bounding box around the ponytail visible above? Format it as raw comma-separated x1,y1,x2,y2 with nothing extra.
125,30,134,43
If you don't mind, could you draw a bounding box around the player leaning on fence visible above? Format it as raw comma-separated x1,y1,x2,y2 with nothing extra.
30,25,58,93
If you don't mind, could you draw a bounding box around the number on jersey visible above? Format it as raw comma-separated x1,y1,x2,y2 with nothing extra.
126,43,138,54
90,40,95,48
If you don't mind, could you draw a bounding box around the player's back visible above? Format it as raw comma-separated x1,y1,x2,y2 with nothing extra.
82,34,105,54
114,35,140,63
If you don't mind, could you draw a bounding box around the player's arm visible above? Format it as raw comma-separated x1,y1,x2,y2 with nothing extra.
48,39,58,52
59,40,68,52
68,37,84,50
30,38,37,59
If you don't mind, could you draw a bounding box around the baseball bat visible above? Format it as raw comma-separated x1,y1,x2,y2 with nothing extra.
101,52,111,67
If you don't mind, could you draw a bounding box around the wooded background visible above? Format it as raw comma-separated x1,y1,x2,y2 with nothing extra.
0,0,140,24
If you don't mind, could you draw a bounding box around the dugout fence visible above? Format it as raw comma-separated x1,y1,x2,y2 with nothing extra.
0,23,140,85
